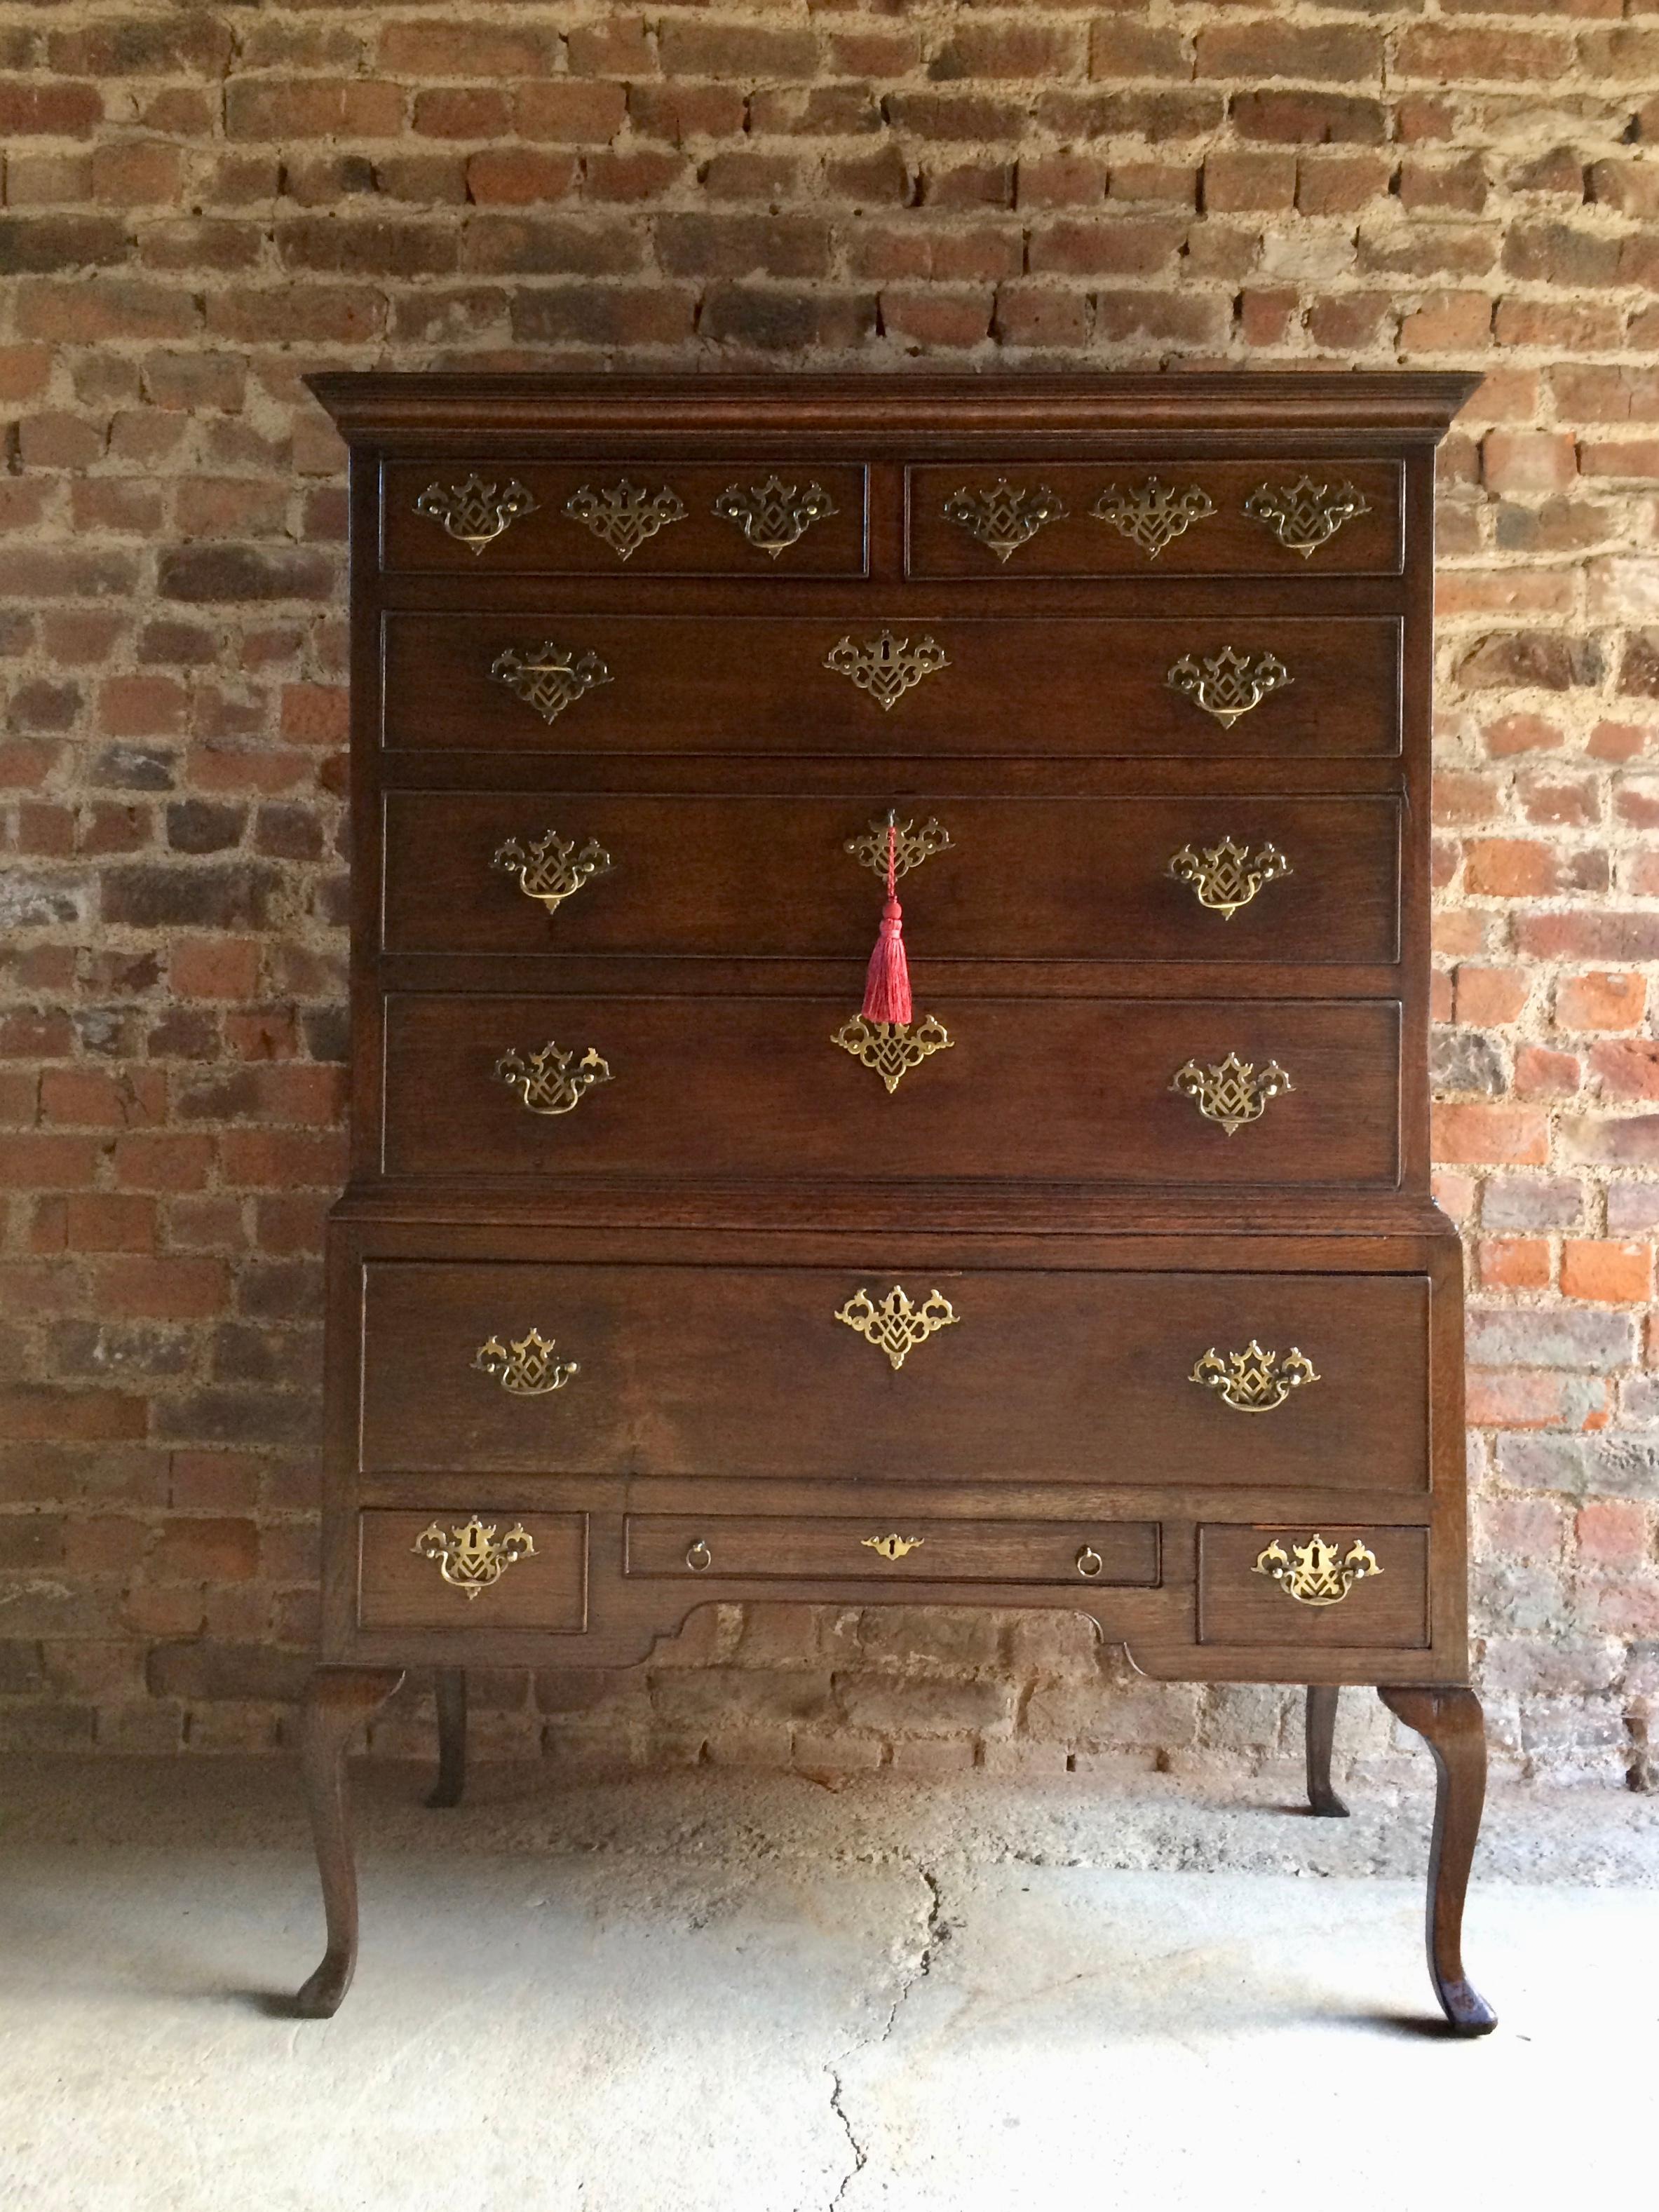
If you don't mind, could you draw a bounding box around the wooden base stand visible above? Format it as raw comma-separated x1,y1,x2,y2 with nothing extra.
294,1666,405,2018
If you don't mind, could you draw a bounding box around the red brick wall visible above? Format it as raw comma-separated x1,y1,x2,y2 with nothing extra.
1,4,1655,1786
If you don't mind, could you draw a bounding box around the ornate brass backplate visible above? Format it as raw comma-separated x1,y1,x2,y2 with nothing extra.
832,1012,953,1094
1254,1533,1381,1606
414,475,538,554
1191,1341,1320,1413
1244,477,1372,557
490,642,612,725
1170,1052,1292,1134
844,813,954,880
492,829,613,916
1090,479,1215,559
825,630,949,711
714,476,837,555
1165,646,1292,727
412,1515,537,1599
564,478,687,561
1167,837,1292,920
494,1040,612,1116
836,1285,959,1371
473,1327,579,1395
861,1533,926,1561
942,480,1068,562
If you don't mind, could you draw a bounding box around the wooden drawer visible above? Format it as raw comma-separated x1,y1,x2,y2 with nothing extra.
357,1508,588,1630
380,461,869,574
381,993,1402,1188
382,793,1401,968
357,1261,1431,1492
624,1514,1160,1587
907,461,1402,577
1197,1524,1428,1648
380,614,1402,760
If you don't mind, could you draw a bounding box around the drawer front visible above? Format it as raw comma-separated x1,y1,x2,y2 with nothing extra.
358,1262,1430,1492
1197,1524,1428,1648
907,461,1403,577
624,1514,1160,1586
381,994,1401,1188
383,794,1401,968
381,462,869,575
380,614,1402,760
357,1508,588,1630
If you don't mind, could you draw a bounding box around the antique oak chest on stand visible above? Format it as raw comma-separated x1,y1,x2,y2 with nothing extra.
298,372,1493,2033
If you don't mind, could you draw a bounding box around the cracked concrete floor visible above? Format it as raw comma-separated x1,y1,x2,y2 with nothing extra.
1,1758,1655,2211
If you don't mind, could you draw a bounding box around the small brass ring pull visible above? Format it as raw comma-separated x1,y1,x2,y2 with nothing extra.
1076,1545,1104,1580
685,1539,712,1573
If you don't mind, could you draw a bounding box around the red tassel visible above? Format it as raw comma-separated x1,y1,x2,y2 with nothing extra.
861,819,912,1026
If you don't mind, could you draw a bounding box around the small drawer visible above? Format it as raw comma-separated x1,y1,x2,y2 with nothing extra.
1197,1524,1428,1648
625,1515,1160,1585
380,462,868,575
357,1508,588,1631
906,461,1403,577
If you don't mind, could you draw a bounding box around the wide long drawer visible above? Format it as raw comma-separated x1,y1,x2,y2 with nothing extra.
381,793,1401,968
356,1261,1432,1491
381,994,1402,1187
380,614,1402,759
623,1515,1160,1585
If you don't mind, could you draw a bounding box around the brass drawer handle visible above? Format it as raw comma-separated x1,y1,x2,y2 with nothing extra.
412,1515,536,1600
1168,837,1292,918
1191,1342,1319,1413
493,829,612,915
825,630,949,711
491,641,612,725
832,1012,953,1094
715,477,837,556
1165,650,1292,728
862,1533,924,1561
1170,1052,1292,1134
942,480,1066,562
564,478,686,561
836,1285,959,1371
414,475,536,554
685,1539,712,1573
495,1040,611,1117
1254,1533,1381,1606
1245,477,1372,557
1090,478,1214,559
473,1329,578,1396
844,813,954,881
1076,1545,1104,1580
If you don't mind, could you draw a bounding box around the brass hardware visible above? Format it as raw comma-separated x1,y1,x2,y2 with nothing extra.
1165,647,1292,728
714,476,837,556
1191,1342,1320,1414
1076,1546,1104,1580
685,1539,712,1573
494,1040,612,1117
1254,1533,1381,1606
1244,477,1372,558
832,1012,953,1095
492,829,613,916
825,630,949,712
414,475,537,555
1170,1052,1292,1135
844,813,954,881
862,1533,926,1561
1167,837,1292,921
564,478,686,561
835,1285,959,1371
1090,479,1215,559
473,1328,579,1396
490,641,612,725
942,480,1067,562
412,1515,536,1600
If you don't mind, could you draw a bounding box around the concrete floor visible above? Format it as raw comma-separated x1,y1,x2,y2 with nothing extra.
1,1759,1655,2211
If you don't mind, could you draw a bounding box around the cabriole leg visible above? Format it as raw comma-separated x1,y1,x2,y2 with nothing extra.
294,1666,405,2018
1377,1684,1497,2036
428,1667,467,1809
1305,1685,1348,1817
